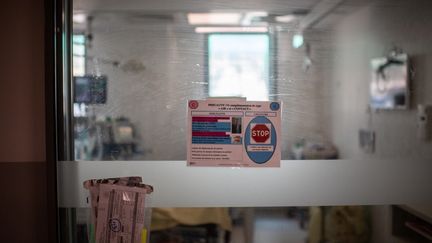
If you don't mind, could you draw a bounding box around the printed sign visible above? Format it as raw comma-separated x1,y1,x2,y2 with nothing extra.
187,98,281,167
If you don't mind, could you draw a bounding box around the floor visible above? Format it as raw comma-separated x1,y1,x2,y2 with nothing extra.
231,208,308,243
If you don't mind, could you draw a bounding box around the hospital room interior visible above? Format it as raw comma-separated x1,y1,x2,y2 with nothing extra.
68,0,432,242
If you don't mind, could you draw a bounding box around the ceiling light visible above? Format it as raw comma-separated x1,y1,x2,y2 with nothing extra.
195,27,268,33
188,13,242,25
275,15,297,23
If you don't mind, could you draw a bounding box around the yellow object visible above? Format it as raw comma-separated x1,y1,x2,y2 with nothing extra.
141,228,147,243
151,208,232,232
309,206,370,243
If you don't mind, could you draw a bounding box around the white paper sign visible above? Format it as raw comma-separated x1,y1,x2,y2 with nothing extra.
187,99,281,167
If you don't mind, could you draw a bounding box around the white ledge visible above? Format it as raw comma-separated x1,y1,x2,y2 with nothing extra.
58,159,432,208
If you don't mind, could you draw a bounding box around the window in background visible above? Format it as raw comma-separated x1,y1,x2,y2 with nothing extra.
208,34,270,101
73,34,86,76
72,34,86,117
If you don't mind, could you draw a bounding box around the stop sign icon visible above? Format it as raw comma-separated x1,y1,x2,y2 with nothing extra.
251,124,270,143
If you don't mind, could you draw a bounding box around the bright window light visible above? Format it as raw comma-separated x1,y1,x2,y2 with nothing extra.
208,34,270,101
275,14,297,23
73,34,86,76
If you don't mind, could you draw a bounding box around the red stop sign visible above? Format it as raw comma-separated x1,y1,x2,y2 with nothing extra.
251,124,270,143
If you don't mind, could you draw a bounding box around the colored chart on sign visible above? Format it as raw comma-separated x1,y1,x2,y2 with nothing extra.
187,99,281,167
191,116,232,144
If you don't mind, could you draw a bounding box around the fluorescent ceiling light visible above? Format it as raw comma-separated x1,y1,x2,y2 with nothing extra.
195,27,268,33
73,13,87,24
241,11,268,25
275,15,297,23
188,13,242,25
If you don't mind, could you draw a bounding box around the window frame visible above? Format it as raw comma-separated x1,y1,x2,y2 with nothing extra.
48,1,432,242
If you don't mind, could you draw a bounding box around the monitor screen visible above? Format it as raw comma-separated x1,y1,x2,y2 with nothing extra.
74,76,107,104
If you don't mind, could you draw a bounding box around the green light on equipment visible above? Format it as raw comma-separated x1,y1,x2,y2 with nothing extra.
292,34,304,49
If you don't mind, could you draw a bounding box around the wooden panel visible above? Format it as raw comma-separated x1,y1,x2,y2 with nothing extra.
0,162,48,243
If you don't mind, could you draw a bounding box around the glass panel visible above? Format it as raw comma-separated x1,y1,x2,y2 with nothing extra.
63,205,432,243
64,1,432,242
70,0,432,161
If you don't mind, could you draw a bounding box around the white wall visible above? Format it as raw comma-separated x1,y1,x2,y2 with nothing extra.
329,1,432,242
277,29,334,158
85,15,206,160
329,0,432,160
